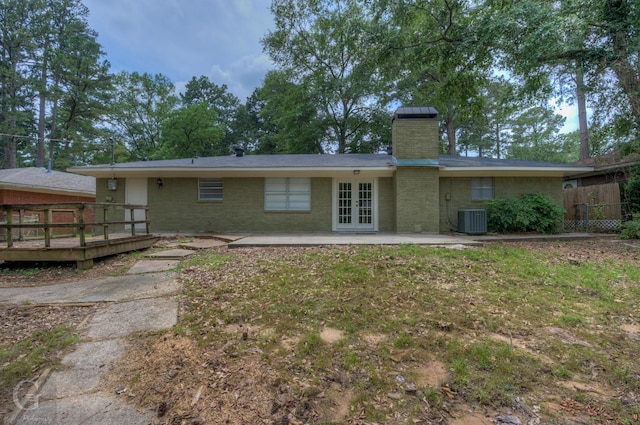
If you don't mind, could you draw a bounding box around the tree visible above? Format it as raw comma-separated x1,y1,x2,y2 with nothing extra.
230,89,278,154
376,0,494,155
457,78,520,158
259,70,326,153
0,0,112,169
110,72,178,160
262,0,391,153
157,102,224,159
0,0,39,169
480,0,640,154
506,105,571,162
181,76,240,150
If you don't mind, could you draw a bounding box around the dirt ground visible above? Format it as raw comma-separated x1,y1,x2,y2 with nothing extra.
1,238,639,424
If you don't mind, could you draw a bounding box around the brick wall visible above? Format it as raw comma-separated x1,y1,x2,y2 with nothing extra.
100,177,333,233
377,177,395,232
395,167,440,233
0,189,94,204
438,176,564,232
392,118,439,159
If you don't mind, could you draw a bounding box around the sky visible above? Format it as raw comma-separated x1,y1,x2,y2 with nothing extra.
82,0,579,133
82,0,275,102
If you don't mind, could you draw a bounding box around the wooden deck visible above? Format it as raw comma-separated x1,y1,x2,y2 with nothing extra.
0,203,159,269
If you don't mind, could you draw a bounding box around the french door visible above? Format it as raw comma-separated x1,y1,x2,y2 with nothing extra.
335,180,375,231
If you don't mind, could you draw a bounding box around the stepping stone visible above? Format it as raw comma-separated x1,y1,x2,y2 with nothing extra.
145,248,194,259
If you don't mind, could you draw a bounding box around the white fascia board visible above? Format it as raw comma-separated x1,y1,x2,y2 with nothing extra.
439,166,593,177
70,166,395,179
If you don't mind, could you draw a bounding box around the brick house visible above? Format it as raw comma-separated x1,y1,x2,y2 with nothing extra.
0,167,96,237
69,107,592,234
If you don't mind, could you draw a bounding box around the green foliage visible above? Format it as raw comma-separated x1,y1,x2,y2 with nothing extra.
109,71,179,161
624,165,640,214
0,325,79,390
620,214,640,240
486,192,565,234
157,102,225,159
262,0,391,153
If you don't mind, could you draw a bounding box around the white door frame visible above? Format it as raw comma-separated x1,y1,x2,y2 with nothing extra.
124,178,148,231
332,178,378,232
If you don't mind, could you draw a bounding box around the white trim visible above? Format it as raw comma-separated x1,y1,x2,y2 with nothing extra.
332,178,378,232
124,178,148,231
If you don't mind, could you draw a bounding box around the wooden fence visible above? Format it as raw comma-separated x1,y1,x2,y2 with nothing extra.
563,183,622,220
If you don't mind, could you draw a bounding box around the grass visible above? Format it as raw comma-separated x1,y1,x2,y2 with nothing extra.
176,242,640,423
0,326,79,390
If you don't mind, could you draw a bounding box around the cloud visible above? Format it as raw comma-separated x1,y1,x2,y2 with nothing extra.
208,54,273,101
84,0,273,99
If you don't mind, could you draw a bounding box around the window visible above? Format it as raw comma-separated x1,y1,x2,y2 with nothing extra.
198,178,223,200
471,177,494,200
265,177,311,211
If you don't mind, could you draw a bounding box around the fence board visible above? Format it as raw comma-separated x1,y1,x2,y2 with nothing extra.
563,183,622,219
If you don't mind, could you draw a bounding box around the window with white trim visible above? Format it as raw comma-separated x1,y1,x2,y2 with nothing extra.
471,177,494,200
198,178,223,200
265,177,311,211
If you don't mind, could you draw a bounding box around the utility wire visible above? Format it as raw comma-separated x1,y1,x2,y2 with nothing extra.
0,132,69,142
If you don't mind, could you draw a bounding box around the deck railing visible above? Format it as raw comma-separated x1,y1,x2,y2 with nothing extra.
0,203,150,248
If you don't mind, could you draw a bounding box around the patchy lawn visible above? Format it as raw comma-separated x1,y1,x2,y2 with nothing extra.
100,239,640,425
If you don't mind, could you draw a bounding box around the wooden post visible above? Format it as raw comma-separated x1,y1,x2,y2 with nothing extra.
130,208,136,236
103,207,109,240
145,207,150,234
7,209,13,248
78,205,86,247
18,209,24,241
44,208,52,247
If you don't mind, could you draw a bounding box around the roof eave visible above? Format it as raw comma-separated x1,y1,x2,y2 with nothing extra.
0,183,95,197
439,166,594,177
69,166,396,179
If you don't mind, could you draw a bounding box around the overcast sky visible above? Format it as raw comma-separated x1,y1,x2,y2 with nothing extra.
83,0,274,101
82,0,579,132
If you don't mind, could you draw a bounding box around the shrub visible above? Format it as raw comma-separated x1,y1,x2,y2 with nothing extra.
620,213,640,239
486,192,565,234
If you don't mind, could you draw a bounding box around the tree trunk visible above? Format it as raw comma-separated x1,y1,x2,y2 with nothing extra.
446,108,456,155
576,67,589,160
37,45,48,168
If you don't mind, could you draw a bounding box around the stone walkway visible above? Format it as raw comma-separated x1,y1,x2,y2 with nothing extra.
3,256,187,425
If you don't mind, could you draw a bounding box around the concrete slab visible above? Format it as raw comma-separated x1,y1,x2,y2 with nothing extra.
228,233,483,247
87,297,178,340
145,248,194,259
126,259,178,274
39,340,124,399
0,273,180,305
16,393,153,425
178,238,227,249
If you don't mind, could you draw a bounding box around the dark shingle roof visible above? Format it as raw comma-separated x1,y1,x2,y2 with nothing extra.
438,155,588,169
78,154,396,170
0,167,95,195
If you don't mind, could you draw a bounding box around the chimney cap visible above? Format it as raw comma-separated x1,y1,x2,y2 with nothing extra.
234,147,245,157
393,106,439,121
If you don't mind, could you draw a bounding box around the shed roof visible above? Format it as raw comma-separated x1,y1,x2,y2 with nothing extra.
0,167,95,196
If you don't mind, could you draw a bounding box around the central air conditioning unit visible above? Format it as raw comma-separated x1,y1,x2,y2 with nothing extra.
458,209,487,235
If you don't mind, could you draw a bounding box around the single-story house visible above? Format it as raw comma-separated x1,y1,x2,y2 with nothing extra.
69,107,593,234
